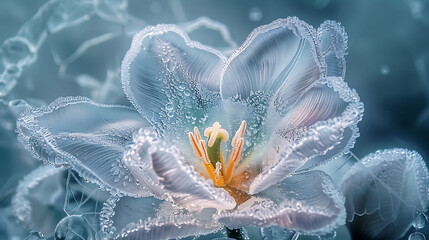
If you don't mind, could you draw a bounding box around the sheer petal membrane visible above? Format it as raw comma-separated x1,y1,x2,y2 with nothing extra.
124,129,236,212
16,97,151,197
340,148,429,239
100,196,221,240
218,18,363,193
121,24,227,144
217,171,345,236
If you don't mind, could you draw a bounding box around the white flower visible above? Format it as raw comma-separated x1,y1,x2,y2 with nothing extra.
17,17,364,239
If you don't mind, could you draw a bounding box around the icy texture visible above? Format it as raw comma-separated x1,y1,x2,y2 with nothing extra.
123,128,236,212
218,171,345,235
0,0,145,97
11,166,64,233
121,24,226,142
341,148,429,239
318,20,348,78
147,133,236,212
249,98,362,194
54,215,95,240
217,18,362,192
122,128,165,198
16,97,151,197
64,170,112,238
182,17,238,55
12,165,65,235
100,196,220,240
24,231,45,240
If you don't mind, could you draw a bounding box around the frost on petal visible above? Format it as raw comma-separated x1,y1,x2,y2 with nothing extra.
12,165,65,235
340,149,429,240
221,17,324,104
150,143,236,212
16,96,151,197
249,95,363,194
100,196,221,240
218,171,345,236
318,20,348,78
219,17,324,155
121,24,226,142
122,128,165,198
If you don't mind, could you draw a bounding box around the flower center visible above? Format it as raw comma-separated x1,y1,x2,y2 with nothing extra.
189,121,250,203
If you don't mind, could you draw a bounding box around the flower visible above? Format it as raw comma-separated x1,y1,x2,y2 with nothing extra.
17,17,364,239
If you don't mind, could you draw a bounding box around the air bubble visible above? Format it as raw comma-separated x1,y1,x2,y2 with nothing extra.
413,212,428,229
1,37,36,67
380,65,390,75
249,7,263,22
409,232,426,240
165,102,174,111
54,215,94,240
24,231,45,240
319,231,336,240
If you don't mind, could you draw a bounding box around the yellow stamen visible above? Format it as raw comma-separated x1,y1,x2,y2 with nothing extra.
188,121,246,190
189,127,225,187
204,122,229,147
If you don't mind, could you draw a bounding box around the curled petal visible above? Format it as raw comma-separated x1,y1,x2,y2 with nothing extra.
12,165,65,234
221,17,324,104
17,97,150,197
122,24,226,142
122,128,165,198
340,149,429,239
100,196,221,240
150,142,236,212
249,97,363,194
318,20,348,78
218,171,345,235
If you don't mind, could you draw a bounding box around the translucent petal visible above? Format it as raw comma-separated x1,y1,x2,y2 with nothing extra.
218,171,346,236
16,96,150,197
249,97,363,194
318,20,348,78
150,141,236,212
340,148,429,239
219,18,362,189
121,24,226,142
221,17,324,104
100,196,221,240
12,165,65,235
122,128,165,198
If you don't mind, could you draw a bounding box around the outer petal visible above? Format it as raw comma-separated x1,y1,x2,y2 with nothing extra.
221,17,324,104
248,84,363,194
100,196,221,240
122,128,165,198
318,20,348,78
217,171,345,236
17,97,150,197
340,149,429,240
12,165,65,234
220,19,361,192
125,129,236,212
121,24,226,142
151,143,236,212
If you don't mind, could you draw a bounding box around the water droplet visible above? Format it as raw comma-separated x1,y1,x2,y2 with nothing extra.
249,7,262,22
54,215,94,240
413,213,428,229
319,231,336,240
167,111,174,118
165,102,174,111
409,232,426,240
2,37,36,67
380,65,390,75
24,231,45,240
